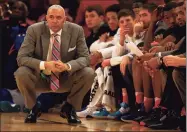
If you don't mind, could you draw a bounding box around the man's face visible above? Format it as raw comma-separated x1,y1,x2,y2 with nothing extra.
174,6,186,27
46,8,66,33
133,8,141,21
106,11,118,31
119,16,134,32
11,2,24,17
132,2,142,16
133,7,141,17
139,9,151,29
163,11,175,28
85,11,103,29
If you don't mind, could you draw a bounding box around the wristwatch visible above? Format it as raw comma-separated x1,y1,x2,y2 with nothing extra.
66,63,71,71
158,57,163,65
154,52,162,57
156,56,164,69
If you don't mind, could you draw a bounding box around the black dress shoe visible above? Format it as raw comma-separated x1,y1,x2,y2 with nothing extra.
147,110,180,130
60,102,81,124
25,101,42,123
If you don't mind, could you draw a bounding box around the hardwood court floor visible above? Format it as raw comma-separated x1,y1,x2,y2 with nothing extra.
0,113,179,131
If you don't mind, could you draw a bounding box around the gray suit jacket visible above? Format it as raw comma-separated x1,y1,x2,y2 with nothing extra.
17,21,90,75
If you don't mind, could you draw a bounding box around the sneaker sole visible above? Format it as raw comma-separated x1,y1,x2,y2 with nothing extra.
86,115,93,118
121,118,134,123
107,112,130,120
92,115,108,119
107,116,116,119
76,114,93,118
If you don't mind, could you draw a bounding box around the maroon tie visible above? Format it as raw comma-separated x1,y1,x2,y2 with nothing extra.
50,34,60,91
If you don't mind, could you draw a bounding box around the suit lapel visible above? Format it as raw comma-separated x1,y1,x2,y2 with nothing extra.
41,22,50,60
60,22,70,62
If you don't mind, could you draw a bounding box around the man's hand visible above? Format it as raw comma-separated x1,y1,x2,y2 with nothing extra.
151,8,158,23
120,56,130,75
134,55,141,63
44,61,62,73
151,41,159,47
101,59,111,68
154,34,163,42
90,51,103,67
163,55,183,67
99,33,108,42
138,53,155,63
119,27,130,46
149,46,165,53
151,7,163,23
146,57,161,71
55,60,69,72
134,22,143,35
164,42,175,51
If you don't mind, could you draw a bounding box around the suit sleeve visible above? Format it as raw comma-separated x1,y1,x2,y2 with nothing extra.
17,26,41,72
67,26,90,74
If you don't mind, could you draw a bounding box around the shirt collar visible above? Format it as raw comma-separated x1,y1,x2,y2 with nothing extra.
49,29,62,36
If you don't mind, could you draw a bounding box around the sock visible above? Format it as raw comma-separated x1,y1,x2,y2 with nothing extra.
122,88,128,104
154,97,161,108
144,97,153,113
159,106,167,110
135,92,144,104
181,107,186,116
95,103,103,108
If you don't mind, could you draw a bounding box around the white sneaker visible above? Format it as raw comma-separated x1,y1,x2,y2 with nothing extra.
76,106,98,118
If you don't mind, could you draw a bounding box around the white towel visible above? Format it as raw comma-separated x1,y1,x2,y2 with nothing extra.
102,66,116,112
87,67,116,112
87,67,104,107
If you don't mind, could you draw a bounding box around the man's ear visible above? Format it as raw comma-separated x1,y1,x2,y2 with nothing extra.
64,16,67,22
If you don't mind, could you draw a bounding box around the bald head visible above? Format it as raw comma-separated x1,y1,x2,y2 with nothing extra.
46,5,66,33
47,5,65,16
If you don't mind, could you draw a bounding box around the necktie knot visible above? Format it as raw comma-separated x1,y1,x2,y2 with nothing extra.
52,33,58,37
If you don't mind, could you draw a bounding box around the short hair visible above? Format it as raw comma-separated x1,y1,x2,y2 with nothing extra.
164,2,177,11
85,5,104,16
47,5,65,16
118,9,135,20
132,0,148,4
164,0,173,4
48,5,63,10
132,2,143,9
12,1,28,17
141,3,158,13
176,1,184,8
105,4,120,14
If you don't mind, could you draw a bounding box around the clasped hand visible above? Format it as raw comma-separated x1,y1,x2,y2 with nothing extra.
44,60,68,73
